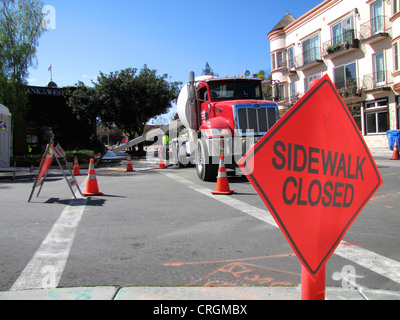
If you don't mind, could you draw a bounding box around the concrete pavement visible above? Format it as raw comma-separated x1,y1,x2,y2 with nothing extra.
1,149,400,300
1,286,400,300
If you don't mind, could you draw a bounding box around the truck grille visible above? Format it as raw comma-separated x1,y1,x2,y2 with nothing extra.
234,104,278,136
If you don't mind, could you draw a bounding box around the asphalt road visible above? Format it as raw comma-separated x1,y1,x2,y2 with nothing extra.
0,152,399,295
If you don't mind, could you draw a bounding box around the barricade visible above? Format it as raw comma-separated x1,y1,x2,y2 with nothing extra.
82,159,103,196
126,155,135,172
73,156,81,176
390,139,400,160
158,153,166,169
211,155,235,195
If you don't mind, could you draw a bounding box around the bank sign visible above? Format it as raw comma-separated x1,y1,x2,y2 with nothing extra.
238,75,383,276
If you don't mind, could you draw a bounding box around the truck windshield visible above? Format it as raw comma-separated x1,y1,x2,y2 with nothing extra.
208,80,263,101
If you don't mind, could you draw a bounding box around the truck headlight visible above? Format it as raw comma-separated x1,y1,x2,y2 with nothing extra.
202,128,232,138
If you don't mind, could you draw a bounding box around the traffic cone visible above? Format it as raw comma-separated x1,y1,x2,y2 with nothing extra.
82,159,103,196
211,155,235,195
73,156,81,176
390,139,400,160
158,152,166,169
126,155,135,172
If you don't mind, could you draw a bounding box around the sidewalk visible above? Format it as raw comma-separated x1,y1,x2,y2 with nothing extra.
1,286,400,300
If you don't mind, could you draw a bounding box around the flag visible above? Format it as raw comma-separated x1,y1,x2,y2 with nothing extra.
48,65,52,71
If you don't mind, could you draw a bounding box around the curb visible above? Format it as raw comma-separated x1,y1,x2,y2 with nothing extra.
1,286,400,300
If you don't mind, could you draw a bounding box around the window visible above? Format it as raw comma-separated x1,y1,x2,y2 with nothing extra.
302,34,320,65
331,15,354,45
334,62,358,93
394,43,399,71
371,1,383,35
364,99,389,134
27,134,39,144
271,51,284,70
373,51,385,86
271,54,276,70
394,0,399,14
290,82,296,103
277,52,283,69
396,96,400,129
288,47,295,70
397,106,400,130
350,104,362,131
397,101,400,130
278,84,285,101
304,73,321,92
209,80,263,101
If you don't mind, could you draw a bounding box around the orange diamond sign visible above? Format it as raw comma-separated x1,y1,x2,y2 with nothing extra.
238,75,383,276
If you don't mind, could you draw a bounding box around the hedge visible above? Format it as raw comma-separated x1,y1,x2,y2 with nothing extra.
11,150,96,167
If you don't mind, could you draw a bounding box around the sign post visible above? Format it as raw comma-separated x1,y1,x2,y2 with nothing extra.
238,75,383,300
301,264,326,300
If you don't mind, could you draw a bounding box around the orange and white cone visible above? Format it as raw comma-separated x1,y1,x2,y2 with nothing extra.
73,156,81,176
212,155,235,195
158,152,166,169
390,139,400,160
82,159,103,196
126,155,135,172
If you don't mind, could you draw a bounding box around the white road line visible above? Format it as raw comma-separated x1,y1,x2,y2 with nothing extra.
162,172,400,285
334,244,400,285
162,172,278,228
11,196,87,291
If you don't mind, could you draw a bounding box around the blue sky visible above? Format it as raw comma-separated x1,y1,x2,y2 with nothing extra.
28,0,322,120
28,0,323,87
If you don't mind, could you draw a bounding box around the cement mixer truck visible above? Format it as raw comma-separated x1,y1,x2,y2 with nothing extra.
172,72,279,181
114,71,279,181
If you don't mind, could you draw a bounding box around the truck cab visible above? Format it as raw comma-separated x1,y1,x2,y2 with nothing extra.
175,72,279,181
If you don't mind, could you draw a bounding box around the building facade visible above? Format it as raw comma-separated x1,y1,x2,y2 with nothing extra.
268,0,400,148
25,83,94,154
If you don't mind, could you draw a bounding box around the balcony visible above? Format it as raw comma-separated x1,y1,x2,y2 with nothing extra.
282,60,297,76
323,29,360,60
362,71,393,93
335,79,363,103
294,47,323,71
271,59,297,76
360,16,391,45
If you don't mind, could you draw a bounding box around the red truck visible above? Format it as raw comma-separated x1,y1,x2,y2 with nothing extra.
173,72,279,181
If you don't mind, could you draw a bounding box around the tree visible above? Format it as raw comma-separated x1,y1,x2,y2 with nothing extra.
0,0,45,154
65,82,101,147
253,69,273,100
95,66,181,140
202,62,218,77
253,69,266,80
67,66,181,144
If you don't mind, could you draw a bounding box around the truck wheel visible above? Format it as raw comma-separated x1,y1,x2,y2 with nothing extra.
196,140,218,181
171,141,179,166
172,141,189,168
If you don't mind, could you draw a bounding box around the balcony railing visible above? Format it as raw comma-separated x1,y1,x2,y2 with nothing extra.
323,29,360,59
359,16,391,44
335,78,363,102
362,70,393,92
294,47,323,71
271,59,297,74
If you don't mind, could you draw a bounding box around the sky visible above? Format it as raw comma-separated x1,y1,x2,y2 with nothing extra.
27,0,323,120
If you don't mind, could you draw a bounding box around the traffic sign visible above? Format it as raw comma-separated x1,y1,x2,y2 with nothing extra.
238,75,383,277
